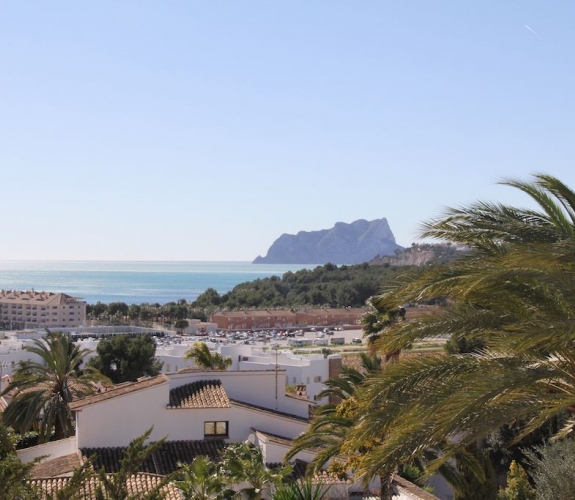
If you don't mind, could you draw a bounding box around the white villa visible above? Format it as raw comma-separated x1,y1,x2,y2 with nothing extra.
9,366,444,500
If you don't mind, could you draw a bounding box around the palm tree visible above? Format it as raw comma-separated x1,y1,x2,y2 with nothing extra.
221,442,291,500
1,330,104,442
184,342,232,371
173,456,229,500
285,353,397,498
342,174,575,483
94,427,170,500
271,479,330,500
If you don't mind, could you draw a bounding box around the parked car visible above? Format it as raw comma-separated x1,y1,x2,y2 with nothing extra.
352,338,363,344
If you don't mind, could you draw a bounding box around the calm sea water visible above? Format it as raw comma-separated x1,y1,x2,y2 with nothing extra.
0,261,311,305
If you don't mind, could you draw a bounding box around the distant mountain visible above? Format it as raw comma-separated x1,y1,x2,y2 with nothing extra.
253,218,403,265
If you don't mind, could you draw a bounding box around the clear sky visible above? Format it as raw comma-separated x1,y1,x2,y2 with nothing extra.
2,2,575,261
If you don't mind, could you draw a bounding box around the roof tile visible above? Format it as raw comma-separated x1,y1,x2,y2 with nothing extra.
29,473,183,500
168,380,230,409
81,440,227,475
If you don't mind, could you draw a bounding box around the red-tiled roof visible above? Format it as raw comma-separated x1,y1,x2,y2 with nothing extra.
30,453,84,479
168,380,230,409
29,473,183,500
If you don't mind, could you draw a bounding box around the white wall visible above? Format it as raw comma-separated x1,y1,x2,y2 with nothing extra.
75,382,169,449
17,437,77,464
0,339,43,376
75,371,311,449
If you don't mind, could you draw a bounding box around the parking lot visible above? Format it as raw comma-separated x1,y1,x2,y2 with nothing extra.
175,326,366,349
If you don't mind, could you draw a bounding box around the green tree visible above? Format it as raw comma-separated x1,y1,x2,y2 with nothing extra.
271,479,330,500
87,334,163,384
174,319,190,335
0,420,36,500
174,456,229,500
497,460,535,500
184,342,232,371
1,330,103,442
285,353,400,499
221,442,291,500
343,174,575,483
95,427,170,500
524,438,575,500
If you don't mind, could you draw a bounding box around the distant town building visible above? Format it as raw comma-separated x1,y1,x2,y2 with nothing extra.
210,307,365,331
0,290,86,329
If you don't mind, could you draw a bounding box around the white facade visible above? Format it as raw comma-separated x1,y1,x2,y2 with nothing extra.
221,344,339,402
0,336,44,376
72,370,311,450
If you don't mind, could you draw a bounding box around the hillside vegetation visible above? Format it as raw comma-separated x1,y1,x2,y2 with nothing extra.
87,245,461,324
193,244,462,311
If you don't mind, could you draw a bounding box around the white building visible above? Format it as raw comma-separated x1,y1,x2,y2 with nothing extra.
13,368,440,499
222,344,341,402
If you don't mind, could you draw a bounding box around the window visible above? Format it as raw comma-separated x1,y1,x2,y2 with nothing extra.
204,421,228,438
314,376,322,383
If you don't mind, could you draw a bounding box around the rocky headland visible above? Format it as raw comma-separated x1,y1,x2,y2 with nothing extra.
253,218,403,265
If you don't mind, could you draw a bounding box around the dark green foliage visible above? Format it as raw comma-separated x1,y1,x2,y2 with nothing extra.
86,252,458,321
221,442,291,499
87,334,163,383
454,447,498,500
0,421,37,500
95,427,170,500
525,438,575,500
2,331,102,442
444,334,486,354
497,460,535,500
271,479,330,500
193,262,423,310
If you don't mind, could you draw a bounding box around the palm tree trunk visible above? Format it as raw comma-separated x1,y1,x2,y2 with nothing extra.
379,474,394,500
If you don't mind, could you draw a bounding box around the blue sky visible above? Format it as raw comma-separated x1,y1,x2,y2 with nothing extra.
2,2,575,261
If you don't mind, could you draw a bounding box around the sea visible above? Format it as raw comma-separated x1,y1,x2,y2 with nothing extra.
0,261,312,305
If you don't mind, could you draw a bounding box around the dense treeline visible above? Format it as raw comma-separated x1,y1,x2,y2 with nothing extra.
193,262,414,310
87,246,461,325
86,263,415,324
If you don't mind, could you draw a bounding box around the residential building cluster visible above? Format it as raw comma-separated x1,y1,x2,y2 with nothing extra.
0,291,450,498
5,367,444,499
0,290,86,329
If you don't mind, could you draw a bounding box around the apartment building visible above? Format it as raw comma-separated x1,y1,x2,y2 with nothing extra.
210,307,365,331
0,290,86,329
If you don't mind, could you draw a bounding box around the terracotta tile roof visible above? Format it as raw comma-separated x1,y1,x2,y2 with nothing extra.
0,290,84,306
69,375,169,411
168,380,230,409
230,399,309,423
30,453,83,479
81,440,227,475
392,474,440,500
29,473,183,500
0,396,8,412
